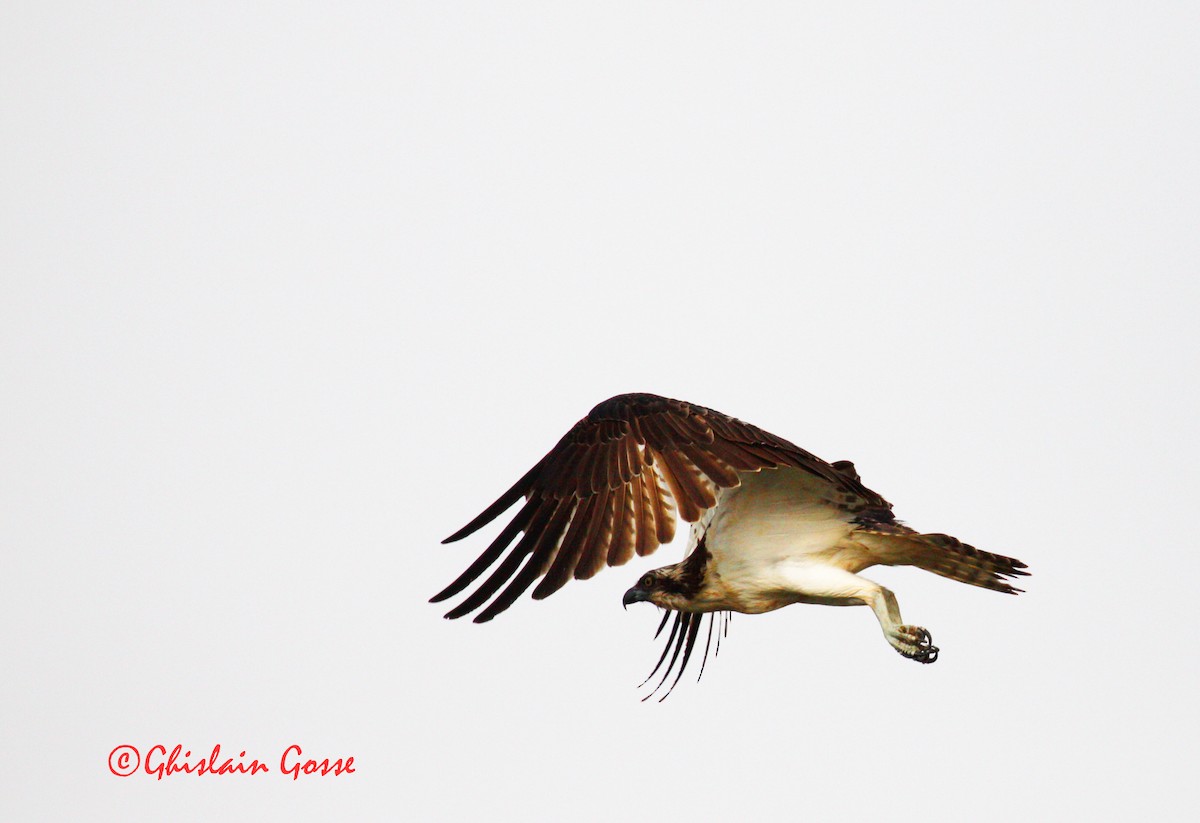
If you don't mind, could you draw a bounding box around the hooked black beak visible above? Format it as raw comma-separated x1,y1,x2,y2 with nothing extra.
622,587,650,609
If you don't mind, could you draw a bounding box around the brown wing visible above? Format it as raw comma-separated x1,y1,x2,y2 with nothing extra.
432,393,892,622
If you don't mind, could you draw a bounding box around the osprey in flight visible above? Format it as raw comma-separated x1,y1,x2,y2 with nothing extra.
433,393,1028,698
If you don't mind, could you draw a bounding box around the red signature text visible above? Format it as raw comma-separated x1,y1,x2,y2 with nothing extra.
107,744,356,780
144,745,268,780
280,744,356,781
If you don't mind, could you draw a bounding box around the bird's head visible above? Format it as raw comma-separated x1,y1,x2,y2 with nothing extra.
622,565,696,612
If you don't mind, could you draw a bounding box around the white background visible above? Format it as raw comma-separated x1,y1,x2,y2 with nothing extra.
3,2,1198,821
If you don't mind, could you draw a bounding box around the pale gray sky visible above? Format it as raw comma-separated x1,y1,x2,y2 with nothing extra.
3,2,1198,821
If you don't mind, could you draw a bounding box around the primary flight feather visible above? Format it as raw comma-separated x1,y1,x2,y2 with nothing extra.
433,393,1028,698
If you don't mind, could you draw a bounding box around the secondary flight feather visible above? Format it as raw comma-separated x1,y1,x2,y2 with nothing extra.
433,393,1028,699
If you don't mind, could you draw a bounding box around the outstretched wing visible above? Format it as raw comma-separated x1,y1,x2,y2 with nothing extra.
432,392,892,622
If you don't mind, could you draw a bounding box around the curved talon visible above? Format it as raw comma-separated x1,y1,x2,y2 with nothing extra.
893,625,939,664
914,644,939,664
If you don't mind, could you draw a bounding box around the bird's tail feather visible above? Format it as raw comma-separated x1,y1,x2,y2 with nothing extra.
859,530,1029,594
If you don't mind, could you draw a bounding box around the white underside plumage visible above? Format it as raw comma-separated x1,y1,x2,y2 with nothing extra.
685,467,890,614
677,467,938,660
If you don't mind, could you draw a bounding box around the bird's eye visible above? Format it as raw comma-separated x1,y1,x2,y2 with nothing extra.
640,574,654,589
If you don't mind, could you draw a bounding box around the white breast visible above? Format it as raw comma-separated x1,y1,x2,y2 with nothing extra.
687,467,860,610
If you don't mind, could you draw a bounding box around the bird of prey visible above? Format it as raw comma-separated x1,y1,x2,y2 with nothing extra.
433,393,1028,698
